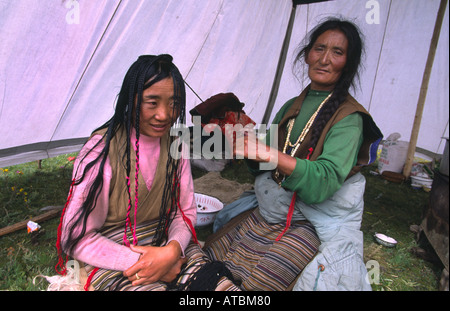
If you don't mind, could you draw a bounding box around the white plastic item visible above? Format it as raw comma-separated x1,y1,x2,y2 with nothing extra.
411,175,433,189
195,193,224,226
378,133,409,174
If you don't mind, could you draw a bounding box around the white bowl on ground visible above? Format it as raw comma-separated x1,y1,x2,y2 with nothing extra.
195,193,224,226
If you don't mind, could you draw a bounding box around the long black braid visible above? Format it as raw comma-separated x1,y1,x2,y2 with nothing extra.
153,67,186,246
61,55,186,254
293,17,364,150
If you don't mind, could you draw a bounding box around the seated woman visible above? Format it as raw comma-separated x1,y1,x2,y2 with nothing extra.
55,55,236,291
204,18,382,291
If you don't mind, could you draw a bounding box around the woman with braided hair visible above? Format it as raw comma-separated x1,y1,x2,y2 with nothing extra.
54,55,238,291
205,18,383,291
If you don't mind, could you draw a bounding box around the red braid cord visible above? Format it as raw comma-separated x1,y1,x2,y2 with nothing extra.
55,178,76,275
133,139,140,245
306,147,314,160
275,192,297,242
84,267,99,291
176,194,199,245
173,175,199,245
275,147,313,242
123,176,134,247
54,178,100,291
85,137,140,291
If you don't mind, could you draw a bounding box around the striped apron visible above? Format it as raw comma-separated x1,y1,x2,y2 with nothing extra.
79,220,239,291
204,208,320,291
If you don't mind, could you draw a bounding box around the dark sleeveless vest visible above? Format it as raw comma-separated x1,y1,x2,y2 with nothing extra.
92,127,170,228
275,87,383,181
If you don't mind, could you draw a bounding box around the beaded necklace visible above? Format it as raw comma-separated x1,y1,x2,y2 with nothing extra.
274,92,332,184
272,92,332,242
283,92,332,156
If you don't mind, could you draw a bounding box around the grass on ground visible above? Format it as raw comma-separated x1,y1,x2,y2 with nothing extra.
0,154,443,290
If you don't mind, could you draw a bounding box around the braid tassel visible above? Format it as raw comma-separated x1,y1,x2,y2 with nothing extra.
87,136,141,291
173,175,199,245
275,192,297,242
84,267,99,291
55,178,76,275
133,138,140,245
123,137,140,246
123,176,135,247
275,147,313,242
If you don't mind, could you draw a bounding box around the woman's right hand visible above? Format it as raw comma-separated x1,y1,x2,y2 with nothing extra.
123,241,184,285
224,126,297,176
224,126,272,162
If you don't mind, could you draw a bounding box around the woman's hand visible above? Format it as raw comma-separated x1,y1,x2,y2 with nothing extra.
123,240,186,286
224,126,297,176
224,126,274,163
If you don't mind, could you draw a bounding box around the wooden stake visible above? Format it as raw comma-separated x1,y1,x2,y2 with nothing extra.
403,0,448,178
0,208,62,237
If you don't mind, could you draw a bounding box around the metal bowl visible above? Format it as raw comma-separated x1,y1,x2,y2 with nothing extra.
374,233,398,247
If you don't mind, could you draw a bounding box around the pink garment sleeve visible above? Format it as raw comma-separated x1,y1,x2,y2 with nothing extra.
61,135,141,271
166,155,197,254
61,134,197,271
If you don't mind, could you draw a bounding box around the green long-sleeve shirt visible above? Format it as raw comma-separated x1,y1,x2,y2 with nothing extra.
250,90,364,204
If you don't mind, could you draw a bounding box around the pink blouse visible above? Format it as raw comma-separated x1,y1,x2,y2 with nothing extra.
61,129,197,271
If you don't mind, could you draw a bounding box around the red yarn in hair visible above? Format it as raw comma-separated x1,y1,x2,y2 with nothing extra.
123,137,140,247
133,139,140,245
55,178,76,275
84,267,99,291
123,176,134,247
58,135,198,291
176,190,199,245
172,173,199,245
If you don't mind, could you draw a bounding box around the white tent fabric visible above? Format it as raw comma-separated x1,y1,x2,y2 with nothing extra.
275,0,449,154
0,0,448,167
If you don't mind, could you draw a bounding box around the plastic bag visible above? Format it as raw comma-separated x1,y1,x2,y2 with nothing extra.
378,133,409,174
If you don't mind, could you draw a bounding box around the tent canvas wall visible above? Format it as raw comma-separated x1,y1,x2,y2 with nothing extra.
0,0,448,167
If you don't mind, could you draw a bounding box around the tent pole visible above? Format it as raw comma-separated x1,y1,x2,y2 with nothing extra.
403,0,448,178
262,3,297,125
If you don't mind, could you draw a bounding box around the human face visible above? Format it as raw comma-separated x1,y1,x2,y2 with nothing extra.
135,77,179,137
306,29,348,91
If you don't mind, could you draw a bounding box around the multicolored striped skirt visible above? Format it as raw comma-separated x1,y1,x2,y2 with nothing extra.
80,220,239,291
204,208,320,291
79,208,319,291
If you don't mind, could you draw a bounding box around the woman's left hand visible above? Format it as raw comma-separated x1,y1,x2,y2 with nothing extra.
225,127,272,162
224,126,297,176
123,240,185,286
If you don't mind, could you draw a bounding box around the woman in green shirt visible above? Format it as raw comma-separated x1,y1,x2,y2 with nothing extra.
252,92,364,204
203,18,382,291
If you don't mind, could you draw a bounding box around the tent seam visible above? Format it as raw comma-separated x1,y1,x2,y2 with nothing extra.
184,0,225,81
367,0,392,112
48,0,123,146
